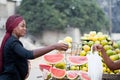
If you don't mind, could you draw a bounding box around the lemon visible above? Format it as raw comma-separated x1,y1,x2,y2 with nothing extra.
101,40,108,46
106,49,113,56
98,35,106,41
103,45,111,51
113,42,119,48
89,31,96,37
114,55,119,60
103,67,107,73
82,67,88,72
83,45,90,52
64,36,72,43
70,65,77,70
80,50,86,56
55,62,66,69
88,41,94,46
106,68,111,73
92,36,98,41
83,41,88,45
76,66,80,70
109,55,119,61
94,40,100,44
115,48,120,54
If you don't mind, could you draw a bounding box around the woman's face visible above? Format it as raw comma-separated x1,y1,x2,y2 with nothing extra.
12,20,26,38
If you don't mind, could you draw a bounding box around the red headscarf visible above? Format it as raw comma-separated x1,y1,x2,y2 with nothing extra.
0,14,24,72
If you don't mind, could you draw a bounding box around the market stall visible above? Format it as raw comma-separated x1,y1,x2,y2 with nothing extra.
39,31,120,80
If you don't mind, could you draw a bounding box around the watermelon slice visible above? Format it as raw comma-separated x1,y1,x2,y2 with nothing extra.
50,67,66,79
78,71,91,80
68,56,88,65
44,53,64,64
39,64,51,71
66,70,78,80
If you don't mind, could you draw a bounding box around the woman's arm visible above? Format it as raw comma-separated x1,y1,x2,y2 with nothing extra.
33,43,68,58
12,41,68,59
93,44,120,70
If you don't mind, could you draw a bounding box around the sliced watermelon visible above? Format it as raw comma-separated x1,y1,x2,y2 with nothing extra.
66,70,78,80
44,53,64,64
39,64,51,71
50,67,66,79
78,71,91,80
68,56,88,65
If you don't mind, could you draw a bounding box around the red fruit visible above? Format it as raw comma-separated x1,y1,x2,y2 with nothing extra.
50,67,66,79
68,56,88,65
44,53,64,64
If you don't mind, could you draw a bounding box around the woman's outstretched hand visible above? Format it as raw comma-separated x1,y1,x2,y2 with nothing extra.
53,43,69,51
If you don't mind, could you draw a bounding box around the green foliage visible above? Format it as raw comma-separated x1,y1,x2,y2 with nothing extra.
17,0,109,35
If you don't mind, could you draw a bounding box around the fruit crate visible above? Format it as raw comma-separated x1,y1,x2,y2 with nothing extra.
102,74,120,80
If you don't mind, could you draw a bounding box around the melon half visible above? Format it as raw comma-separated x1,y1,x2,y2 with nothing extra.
68,56,88,65
44,53,64,64
50,67,66,79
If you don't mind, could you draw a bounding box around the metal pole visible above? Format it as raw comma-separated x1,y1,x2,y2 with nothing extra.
109,0,112,36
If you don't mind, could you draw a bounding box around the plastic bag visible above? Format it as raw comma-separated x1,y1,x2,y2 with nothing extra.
87,47,103,80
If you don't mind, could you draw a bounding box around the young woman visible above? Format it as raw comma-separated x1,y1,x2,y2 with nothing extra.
0,14,68,80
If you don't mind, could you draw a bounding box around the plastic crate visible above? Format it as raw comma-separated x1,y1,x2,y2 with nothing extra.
102,74,120,80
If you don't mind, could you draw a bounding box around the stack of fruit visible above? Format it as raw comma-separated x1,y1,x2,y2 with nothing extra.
40,52,89,80
39,33,120,80
39,36,90,80
80,31,120,74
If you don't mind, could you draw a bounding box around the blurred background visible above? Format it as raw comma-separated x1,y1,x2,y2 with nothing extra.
0,0,120,80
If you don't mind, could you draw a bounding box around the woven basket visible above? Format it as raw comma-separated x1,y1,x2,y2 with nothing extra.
102,74,120,80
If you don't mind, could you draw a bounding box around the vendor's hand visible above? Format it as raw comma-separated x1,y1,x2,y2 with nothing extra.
93,44,104,52
53,43,68,51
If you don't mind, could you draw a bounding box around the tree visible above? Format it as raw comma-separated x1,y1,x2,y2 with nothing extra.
17,0,109,35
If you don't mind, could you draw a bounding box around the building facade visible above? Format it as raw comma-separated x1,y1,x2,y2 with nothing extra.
0,0,16,29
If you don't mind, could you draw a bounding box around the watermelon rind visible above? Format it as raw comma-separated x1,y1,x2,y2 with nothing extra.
50,67,66,79
44,53,64,64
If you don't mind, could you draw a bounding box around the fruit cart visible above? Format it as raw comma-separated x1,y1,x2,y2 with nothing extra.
39,32,120,80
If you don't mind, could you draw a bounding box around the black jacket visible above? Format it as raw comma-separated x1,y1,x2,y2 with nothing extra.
0,35,34,80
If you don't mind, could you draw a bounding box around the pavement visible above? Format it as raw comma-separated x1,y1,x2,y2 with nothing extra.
26,56,46,80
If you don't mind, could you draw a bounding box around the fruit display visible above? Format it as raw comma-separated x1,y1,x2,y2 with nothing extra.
80,31,120,74
39,36,90,80
39,34,120,80
68,56,88,65
50,67,66,79
43,52,64,64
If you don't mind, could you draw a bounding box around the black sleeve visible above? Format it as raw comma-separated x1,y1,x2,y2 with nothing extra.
11,41,34,59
